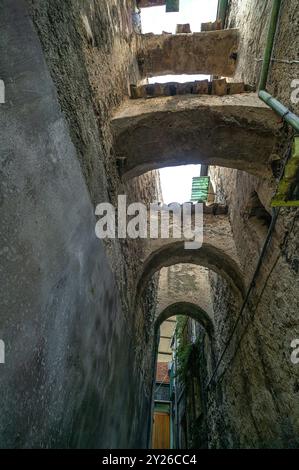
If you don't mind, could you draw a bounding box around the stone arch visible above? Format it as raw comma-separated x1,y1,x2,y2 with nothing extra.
138,241,245,302
111,94,278,179
155,302,214,338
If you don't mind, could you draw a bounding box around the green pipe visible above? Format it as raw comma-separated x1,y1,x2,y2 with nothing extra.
258,0,282,90
259,90,299,134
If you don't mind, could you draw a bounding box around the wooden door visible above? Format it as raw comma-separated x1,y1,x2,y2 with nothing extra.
152,411,170,449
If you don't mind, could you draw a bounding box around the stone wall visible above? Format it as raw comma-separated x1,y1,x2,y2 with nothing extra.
0,0,160,448
156,265,214,321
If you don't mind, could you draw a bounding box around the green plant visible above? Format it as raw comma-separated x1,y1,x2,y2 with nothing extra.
175,316,193,381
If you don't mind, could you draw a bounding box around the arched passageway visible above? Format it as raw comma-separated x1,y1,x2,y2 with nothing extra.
111,94,278,179
138,241,245,300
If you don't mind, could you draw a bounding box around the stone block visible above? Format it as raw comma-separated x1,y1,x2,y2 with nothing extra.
145,83,155,97
152,83,165,96
140,29,239,77
245,83,256,92
163,82,178,96
112,93,277,179
192,80,209,94
201,20,222,31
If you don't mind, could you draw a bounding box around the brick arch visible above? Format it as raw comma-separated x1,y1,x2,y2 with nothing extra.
111,94,278,179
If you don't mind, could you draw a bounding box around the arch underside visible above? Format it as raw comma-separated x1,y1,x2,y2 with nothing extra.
155,301,214,338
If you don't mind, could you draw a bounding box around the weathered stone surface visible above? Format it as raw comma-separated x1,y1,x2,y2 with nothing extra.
130,80,209,98
201,20,222,31
136,211,245,301
212,78,228,96
111,93,278,178
138,0,165,6
175,82,192,94
0,0,157,449
130,83,147,98
131,80,247,99
151,82,165,96
193,79,209,94
138,29,239,77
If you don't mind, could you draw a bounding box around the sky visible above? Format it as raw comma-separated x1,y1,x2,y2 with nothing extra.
140,0,218,203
